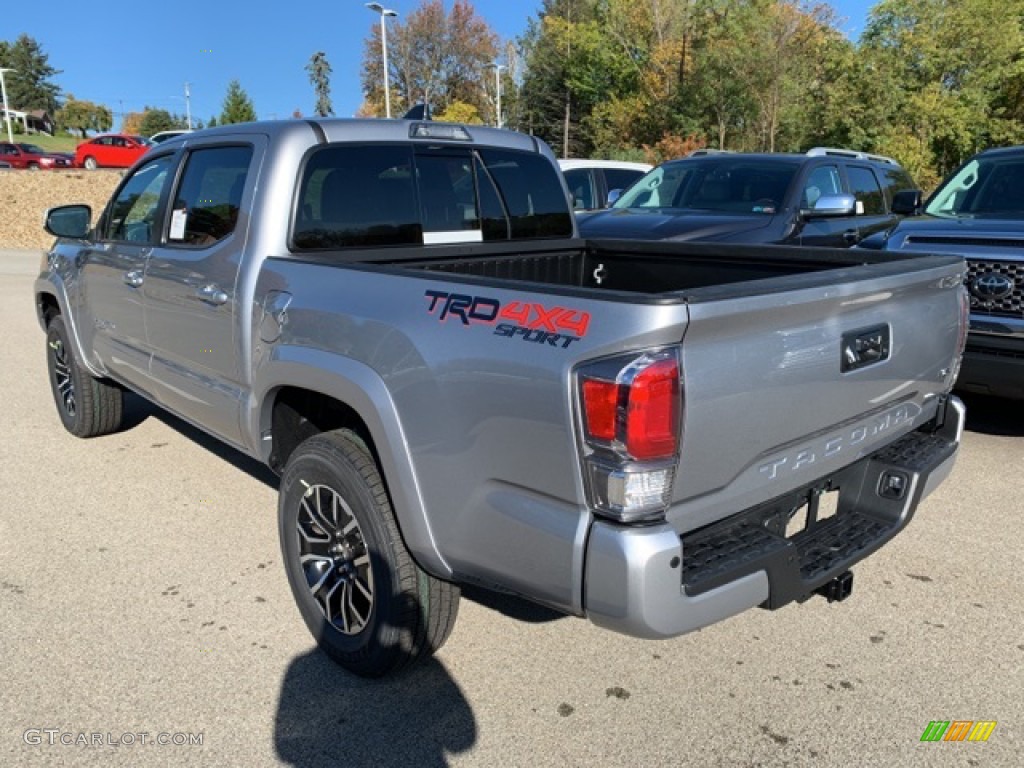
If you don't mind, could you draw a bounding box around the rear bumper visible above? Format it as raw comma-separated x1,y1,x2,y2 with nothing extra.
583,396,964,639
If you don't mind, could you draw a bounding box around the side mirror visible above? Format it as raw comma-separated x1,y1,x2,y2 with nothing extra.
891,188,923,215
803,193,857,218
44,204,92,239
606,189,623,207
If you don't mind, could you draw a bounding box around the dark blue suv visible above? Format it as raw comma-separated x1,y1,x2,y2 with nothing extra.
578,148,921,248
858,145,1024,400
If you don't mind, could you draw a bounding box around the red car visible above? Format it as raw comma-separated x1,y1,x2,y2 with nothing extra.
75,134,151,170
0,141,74,170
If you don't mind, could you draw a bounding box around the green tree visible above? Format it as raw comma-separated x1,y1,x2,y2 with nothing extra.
0,34,61,114
207,115,218,128
139,107,179,136
219,80,257,124
306,51,334,117
861,0,1024,183
56,94,112,137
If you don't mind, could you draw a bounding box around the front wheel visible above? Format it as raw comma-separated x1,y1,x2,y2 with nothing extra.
46,315,124,437
83,156,97,170
279,429,460,677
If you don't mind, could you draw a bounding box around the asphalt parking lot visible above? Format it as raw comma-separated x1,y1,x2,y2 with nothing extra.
1,247,1020,767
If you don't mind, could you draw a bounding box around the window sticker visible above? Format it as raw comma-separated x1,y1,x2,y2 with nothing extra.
423,230,484,245
170,208,187,240
856,200,865,215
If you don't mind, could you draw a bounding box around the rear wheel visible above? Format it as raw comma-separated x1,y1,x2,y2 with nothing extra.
46,315,124,437
28,162,40,171
83,156,97,170
278,429,460,677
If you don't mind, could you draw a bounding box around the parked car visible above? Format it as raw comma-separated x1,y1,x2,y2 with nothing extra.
0,141,74,170
149,129,192,144
558,159,652,211
859,144,1024,399
578,148,922,247
75,134,151,169
38,118,966,677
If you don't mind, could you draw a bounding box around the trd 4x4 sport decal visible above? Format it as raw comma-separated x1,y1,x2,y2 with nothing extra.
424,290,591,349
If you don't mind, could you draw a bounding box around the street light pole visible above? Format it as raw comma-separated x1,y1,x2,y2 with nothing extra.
184,82,192,129
366,3,398,119
486,62,506,129
0,68,16,144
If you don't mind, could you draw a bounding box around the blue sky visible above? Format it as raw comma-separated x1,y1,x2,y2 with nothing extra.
2,1,874,128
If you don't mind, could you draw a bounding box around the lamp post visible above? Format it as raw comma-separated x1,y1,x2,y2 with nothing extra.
485,62,505,129
366,3,398,118
0,68,15,144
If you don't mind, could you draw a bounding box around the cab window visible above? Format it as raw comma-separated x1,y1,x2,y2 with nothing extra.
103,155,173,242
802,165,842,208
846,166,886,215
168,146,253,247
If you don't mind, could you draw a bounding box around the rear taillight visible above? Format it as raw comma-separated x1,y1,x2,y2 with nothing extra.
577,348,683,523
948,281,970,387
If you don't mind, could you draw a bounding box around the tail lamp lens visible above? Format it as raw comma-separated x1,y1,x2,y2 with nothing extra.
625,358,679,460
577,348,683,523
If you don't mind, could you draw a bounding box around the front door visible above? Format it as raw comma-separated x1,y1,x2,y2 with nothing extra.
142,141,259,447
75,153,175,390
796,163,858,247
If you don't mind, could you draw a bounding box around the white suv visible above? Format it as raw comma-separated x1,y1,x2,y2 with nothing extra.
559,159,652,211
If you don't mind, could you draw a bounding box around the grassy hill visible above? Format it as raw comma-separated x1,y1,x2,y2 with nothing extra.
3,132,80,152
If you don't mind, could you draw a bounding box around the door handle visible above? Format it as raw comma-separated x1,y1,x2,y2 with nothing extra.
196,283,229,306
842,229,860,245
123,269,144,287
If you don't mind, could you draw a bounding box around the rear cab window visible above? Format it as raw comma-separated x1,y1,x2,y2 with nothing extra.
846,165,886,215
291,143,573,251
167,145,254,247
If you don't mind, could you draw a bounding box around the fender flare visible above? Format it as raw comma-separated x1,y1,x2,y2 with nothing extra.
249,346,452,580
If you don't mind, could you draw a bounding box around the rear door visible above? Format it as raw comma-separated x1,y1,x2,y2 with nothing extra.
844,164,896,242
142,138,261,446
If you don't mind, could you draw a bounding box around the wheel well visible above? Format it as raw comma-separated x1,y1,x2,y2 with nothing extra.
269,387,377,474
39,294,60,327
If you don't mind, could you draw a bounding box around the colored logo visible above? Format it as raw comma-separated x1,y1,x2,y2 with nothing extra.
920,720,996,742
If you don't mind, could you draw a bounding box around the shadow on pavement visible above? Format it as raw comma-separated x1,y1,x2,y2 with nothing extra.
958,392,1024,436
274,650,476,767
461,584,568,624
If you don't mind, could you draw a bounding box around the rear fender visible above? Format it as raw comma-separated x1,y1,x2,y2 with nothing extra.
250,346,450,579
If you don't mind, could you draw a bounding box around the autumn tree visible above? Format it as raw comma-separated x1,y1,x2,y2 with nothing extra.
360,0,499,118
306,51,334,117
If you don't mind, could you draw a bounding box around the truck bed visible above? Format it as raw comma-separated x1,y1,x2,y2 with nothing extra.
385,238,958,301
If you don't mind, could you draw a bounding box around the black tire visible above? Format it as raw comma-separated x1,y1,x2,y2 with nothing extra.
279,429,460,677
46,315,124,437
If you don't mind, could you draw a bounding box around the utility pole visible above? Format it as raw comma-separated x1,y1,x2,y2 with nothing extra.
366,3,398,118
486,62,506,129
0,68,15,144
184,82,192,129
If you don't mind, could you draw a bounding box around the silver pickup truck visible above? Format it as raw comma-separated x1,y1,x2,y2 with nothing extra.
36,119,967,677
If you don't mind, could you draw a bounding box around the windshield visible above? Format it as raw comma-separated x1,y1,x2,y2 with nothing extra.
926,156,1024,218
612,158,799,214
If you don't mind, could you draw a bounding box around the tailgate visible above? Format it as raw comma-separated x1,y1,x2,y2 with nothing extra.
669,254,966,533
